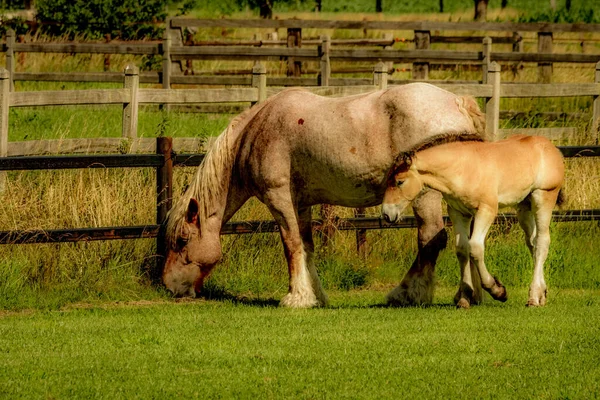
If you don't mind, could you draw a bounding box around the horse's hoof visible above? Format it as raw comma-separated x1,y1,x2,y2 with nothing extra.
526,299,540,307
490,277,508,302
456,298,471,309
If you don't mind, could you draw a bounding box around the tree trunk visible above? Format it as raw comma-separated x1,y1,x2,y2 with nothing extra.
315,0,321,12
439,0,444,13
376,0,382,13
259,0,273,19
474,0,489,21
501,0,507,8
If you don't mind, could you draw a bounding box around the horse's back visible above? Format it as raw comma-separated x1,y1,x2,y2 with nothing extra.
239,85,482,207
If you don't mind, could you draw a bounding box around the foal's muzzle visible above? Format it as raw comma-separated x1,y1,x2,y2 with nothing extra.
381,204,402,224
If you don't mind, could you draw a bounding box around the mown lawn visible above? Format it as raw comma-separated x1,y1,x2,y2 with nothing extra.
1,288,599,399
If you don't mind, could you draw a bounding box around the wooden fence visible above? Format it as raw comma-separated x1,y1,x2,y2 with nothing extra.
2,61,600,158
0,137,598,250
2,18,600,88
0,63,599,254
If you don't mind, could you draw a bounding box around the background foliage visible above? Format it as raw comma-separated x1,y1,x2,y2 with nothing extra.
34,0,167,39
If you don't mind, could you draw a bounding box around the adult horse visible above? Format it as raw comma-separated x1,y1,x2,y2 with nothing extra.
162,83,486,308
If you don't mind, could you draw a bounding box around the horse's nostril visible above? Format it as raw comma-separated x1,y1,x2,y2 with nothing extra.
384,213,392,223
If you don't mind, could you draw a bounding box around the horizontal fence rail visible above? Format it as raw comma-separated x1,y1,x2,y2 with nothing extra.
3,17,600,87
2,211,600,245
1,143,599,245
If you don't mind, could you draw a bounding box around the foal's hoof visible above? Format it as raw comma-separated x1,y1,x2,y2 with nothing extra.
489,276,508,302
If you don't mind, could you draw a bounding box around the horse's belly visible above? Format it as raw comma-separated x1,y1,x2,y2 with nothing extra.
304,178,385,207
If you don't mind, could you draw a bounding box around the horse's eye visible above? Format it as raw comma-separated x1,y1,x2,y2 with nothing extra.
176,237,188,249
396,179,405,187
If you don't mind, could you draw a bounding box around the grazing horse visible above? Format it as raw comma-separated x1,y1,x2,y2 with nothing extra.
381,134,565,308
162,83,487,308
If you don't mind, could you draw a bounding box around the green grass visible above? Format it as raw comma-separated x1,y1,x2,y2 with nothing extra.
1,288,599,399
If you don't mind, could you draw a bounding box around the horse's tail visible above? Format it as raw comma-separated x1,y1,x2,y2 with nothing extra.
456,95,487,140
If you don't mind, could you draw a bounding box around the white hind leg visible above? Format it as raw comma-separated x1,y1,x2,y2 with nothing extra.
526,189,559,307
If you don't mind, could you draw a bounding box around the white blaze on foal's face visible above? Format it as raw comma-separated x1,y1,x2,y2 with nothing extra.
381,157,423,224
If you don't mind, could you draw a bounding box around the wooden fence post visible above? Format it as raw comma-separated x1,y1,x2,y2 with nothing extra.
0,69,9,192
485,61,501,140
384,33,394,73
287,27,302,77
156,137,173,226
251,62,266,105
122,65,139,139
103,34,112,72
318,35,331,87
374,62,388,90
162,28,172,90
482,36,492,83
155,136,173,281
511,32,523,79
413,30,430,80
5,29,15,92
538,32,553,83
354,208,368,260
593,61,600,142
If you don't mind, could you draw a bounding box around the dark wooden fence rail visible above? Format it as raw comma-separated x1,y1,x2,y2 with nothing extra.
2,18,600,87
0,138,599,247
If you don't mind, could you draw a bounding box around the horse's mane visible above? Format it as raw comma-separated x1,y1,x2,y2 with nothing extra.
395,132,485,165
164,104,261,248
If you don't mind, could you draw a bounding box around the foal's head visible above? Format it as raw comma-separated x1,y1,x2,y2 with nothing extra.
381,153,423,224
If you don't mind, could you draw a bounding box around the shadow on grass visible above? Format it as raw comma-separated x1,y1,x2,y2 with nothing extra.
196,283,281,308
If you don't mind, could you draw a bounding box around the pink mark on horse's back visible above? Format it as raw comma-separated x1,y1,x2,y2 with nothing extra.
298,118,304,125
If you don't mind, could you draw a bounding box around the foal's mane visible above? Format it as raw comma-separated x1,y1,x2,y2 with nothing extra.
395,132,485,165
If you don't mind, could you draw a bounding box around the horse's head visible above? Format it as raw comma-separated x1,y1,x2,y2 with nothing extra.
162,198,222,297
382,153,423,224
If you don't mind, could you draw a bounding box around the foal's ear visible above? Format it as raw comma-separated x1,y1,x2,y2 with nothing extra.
394,153,413,171
186,198,200,224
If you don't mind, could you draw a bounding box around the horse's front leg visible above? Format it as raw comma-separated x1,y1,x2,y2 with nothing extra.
448,207,482,308
470,206,507,302
265,191,328,308
387,190,447,306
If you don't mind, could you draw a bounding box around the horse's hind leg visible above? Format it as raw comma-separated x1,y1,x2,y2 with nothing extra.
526,189,559,307
387,190,447,306
265,191,328,308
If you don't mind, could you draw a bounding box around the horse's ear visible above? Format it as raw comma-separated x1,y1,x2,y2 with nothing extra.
186,198,199,224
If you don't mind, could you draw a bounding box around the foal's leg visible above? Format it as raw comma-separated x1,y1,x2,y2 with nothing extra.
448,207,482,308
516,199,536,257
526,189,559,307
469,206,507,302
387,190,447,306
264,189,327,308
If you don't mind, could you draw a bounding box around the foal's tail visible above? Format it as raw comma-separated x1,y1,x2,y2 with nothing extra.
456,96,487,140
